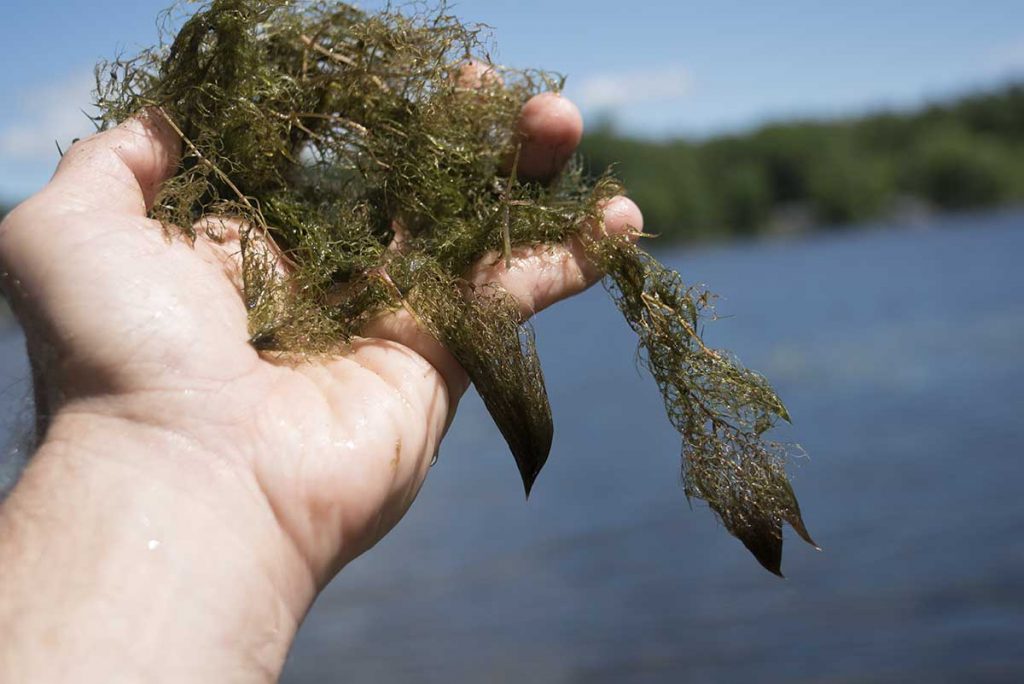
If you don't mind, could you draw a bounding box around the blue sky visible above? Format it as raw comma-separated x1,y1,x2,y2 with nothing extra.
2,0,1022,202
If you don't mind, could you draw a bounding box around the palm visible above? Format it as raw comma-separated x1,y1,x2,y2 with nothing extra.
4,197,453,572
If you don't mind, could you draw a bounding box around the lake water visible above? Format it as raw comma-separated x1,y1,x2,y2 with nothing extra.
2,210,1023,682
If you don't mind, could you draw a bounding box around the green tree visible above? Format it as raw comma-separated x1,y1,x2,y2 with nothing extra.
579,83,1024,242
903,124,1020,209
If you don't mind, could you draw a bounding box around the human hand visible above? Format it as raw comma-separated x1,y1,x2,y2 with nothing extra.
0,92,640,681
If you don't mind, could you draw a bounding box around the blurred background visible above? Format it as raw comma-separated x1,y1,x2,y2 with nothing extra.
1,1,1023,682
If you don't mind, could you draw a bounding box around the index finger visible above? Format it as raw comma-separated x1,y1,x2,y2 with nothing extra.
512,92,583,182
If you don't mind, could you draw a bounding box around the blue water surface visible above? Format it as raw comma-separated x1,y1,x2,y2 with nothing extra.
283,210,1024,683
2,210,1022,683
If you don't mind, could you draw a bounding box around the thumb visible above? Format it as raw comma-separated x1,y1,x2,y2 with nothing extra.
0,109,182,318
46,109,181,217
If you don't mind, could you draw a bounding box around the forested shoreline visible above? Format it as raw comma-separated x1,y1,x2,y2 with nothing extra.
2,83,1022,241
581,83,1024,242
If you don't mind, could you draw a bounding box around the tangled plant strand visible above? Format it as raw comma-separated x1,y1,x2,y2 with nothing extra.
95,0,815,574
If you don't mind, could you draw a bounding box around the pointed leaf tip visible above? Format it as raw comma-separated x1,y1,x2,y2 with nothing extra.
519,461,541,499
734,518,784,577
423,287,554,503
511,423,550,499
788,515,820,550
779,479,819,549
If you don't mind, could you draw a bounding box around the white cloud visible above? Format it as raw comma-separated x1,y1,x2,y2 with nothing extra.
575,65,692,110
984,36,1024,78
0,71,97,162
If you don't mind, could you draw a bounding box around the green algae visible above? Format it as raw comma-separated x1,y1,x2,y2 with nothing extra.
94,0,815,574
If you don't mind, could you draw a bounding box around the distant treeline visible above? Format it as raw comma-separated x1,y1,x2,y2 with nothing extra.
581,83,1024,242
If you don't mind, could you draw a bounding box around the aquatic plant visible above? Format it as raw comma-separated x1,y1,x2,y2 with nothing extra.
94,0,816,574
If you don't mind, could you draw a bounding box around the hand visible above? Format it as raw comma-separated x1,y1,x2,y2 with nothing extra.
0,92,641,681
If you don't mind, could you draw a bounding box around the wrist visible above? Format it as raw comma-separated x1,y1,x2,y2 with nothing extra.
0,407,316,682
